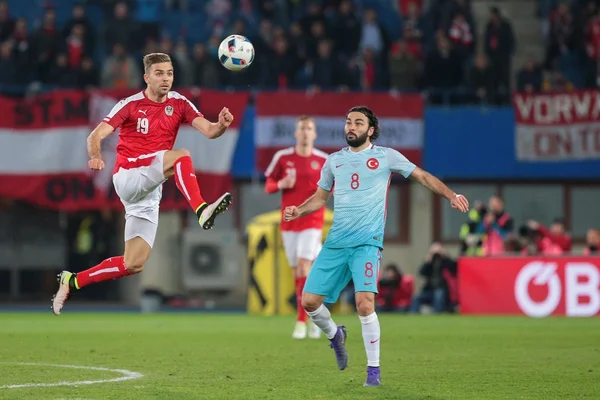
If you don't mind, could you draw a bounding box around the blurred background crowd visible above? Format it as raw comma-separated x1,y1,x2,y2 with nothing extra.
1,0,599,103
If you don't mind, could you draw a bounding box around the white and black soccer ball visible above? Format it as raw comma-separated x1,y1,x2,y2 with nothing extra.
218,34,255,72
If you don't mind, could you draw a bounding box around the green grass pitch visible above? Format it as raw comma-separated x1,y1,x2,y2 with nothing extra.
0,313,598,399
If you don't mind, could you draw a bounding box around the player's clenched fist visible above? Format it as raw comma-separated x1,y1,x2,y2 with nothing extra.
283,206,300,222
88,158,105,171
218,107,234,128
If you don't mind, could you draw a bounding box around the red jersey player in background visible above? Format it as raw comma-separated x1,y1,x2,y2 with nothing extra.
52,53,233,315
265,116,329,339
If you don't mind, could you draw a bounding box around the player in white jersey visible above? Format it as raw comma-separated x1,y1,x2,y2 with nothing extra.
283,106,469,387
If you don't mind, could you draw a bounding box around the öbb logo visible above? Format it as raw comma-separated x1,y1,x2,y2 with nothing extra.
514,261,600,317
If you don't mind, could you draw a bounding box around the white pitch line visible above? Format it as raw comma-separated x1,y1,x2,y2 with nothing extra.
0,362,143,389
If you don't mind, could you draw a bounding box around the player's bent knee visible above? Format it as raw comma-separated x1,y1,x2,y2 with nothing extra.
296,259,312,278
175,148,190,158
301,292,323,312
123,255,146,274
355,292,376,316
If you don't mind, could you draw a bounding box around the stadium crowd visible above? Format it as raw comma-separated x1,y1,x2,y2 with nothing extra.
0,0,597,103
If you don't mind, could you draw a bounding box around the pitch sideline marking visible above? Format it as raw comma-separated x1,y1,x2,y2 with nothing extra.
0,362,144,389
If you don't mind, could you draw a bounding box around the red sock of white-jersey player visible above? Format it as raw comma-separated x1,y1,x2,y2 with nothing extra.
70,256,131,289
295,276,307,323
173,155,208,215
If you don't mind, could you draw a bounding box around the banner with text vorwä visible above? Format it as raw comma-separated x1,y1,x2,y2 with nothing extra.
0,89,249,210
514,90,600,161
254,92,424,171
459,256,600,317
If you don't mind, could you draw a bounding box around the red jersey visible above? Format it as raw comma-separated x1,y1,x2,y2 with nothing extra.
103,90,203,174
265,147,328,232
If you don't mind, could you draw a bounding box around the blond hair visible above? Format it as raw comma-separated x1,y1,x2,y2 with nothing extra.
296,115,314,123
143,53,172,72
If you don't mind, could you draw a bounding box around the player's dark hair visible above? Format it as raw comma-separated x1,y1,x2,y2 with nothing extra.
347,106,380,142
143,53,172,72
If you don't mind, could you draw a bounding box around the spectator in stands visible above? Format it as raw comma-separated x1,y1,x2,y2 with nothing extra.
527,217,572,254
135,0,162,44
32,7,61,84
441,0,474,32
0,0,14,42
331,0,360,61
64,24,89,70
517,57,543,92
11,18,32,84
192,43,220,88
459,200,485,256
360,47,383,90
478,195,513,256
410,242,457,314
266,36,296,88
101,43,140,89
448,12,475,59
206,0,231,37
78,56,99,88
584,8,600,87
545,2,575,69
424,34,463,102
173,40,193,87
584,228,599,255
0,40,18,85
63,3,95,53
289,22,308,62
359,9,389,58
376,263,413,312
402,2,426,51
306,20,328,61
484,7,515,94
389,38,420,91
300,2,326,37
310,40,338,90
47,53,79,88
104,1,136,52
468,53,495,104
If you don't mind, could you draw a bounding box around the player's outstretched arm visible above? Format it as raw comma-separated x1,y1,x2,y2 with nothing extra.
283,187,331,221
409,167,469,212
192,107,233,139
87,122,115,171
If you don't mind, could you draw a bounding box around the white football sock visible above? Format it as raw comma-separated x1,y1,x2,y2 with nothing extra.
306,304,337,339
359,312,380,367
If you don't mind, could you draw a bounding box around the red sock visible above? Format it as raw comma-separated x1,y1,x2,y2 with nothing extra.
75,256,131,289
296,276,307,323
174,156,206,212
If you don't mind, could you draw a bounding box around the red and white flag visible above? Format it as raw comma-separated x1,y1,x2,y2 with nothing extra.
0,89,249,210
514,90,600,161
254,92,424,171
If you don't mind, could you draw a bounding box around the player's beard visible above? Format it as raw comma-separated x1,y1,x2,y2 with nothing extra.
345,131,369,148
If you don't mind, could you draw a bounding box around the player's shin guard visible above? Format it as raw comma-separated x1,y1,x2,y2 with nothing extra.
359,312,380,367
75,256,131,288
295,277,307,323
174,155,207,214
306,304,337,339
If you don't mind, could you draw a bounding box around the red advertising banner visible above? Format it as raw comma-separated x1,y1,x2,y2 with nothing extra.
254,92,424,171
0,89,249,211
513,90,600,161
459,256,600,317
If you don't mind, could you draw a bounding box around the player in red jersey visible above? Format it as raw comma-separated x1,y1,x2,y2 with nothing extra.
52,53,233,315
265,116,328,339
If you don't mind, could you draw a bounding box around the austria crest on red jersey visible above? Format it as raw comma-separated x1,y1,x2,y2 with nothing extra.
311,160,320,169
165,105,174,116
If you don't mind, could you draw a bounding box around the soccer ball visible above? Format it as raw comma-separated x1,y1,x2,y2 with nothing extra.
218,34,255,72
